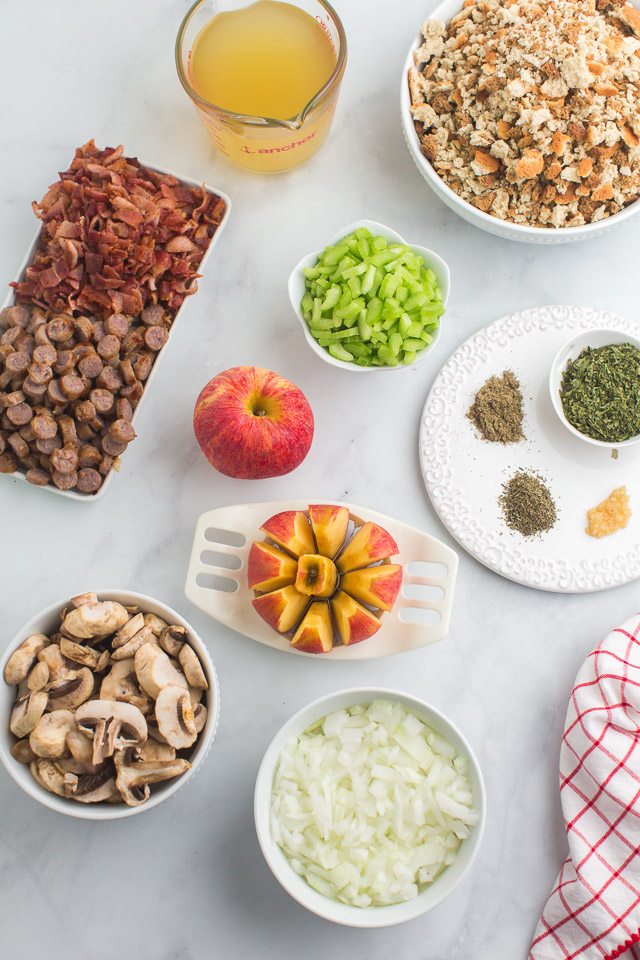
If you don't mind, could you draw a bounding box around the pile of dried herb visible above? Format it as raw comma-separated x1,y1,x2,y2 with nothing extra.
467,370,525,443
499,471,557,538
560,343,640,443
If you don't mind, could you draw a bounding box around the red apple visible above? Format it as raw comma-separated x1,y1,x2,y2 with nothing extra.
260,510,315,558
330,590,382,645
290,602,334,654
308,504,350,558
193,366,314,479
247,542,298,592
340,564,402,612
252,585,309,633
336,522,399,573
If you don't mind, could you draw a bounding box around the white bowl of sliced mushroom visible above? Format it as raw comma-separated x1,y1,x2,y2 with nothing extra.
0,590,219,818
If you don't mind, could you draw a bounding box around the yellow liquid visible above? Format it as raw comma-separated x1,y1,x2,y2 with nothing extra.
190,1,336,120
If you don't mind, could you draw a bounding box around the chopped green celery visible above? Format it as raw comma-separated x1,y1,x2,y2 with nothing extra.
357,313,372,341
328,343,354,362
407,321,424,338
378,270,402,300
321,243,349,266
381,304,401,321
356,356,373,366
312,298,323,325
366,299,382,325
317,338,331,346
377,345,398,366
338,287,352,308
315,277,330,291
370,331,387,344
345,237,360,255
303,266,322,279
405,292,427,311
371,236,387,252
419,331,433,343
399,313,412,337
396,285,408,303
371,321,383,332
321,287,340,312
336,298,365,322
402,338,427,351
403,351,417,365
301,293,313,313
307,315,335,331
345,342,372,357
342,312,358,328
369,249,397,268
360,265,377,295
333,256,356,278
426,268,436,283
341,262,367,279
382,315,398,331
355,227,372,240
357,239,370,259
389,332,403,356
310,328,358,341
348,276,362,298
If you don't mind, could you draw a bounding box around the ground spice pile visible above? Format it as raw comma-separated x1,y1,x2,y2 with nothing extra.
468,370,524,443
500,471,557,538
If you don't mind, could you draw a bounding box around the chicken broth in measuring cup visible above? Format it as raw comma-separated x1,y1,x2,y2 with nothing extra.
176,0,347,172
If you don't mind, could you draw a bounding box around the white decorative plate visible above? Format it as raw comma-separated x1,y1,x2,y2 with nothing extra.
420,305,640,593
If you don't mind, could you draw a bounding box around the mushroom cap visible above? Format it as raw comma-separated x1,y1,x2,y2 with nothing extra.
61,601,129,640
11,739,37,764
26,661,50,692
135,644,188,700
178,644,208,691
10,691,49,738
29,710,76,758
75,699,148,757
113,749,191,806
111,625,154,661
112,613,145,648
143,613,169,637
59,637,100,669
30,759,77,797
4,635,49,685
159,625,187,658
45,667,94,711
155,685,197,749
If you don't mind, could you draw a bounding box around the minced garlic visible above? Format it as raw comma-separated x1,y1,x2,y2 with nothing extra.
585,486,632,538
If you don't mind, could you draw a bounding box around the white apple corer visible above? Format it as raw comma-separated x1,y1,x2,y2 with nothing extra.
184,500,459,660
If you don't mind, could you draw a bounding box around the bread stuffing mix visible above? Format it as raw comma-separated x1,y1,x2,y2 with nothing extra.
409,0,640,228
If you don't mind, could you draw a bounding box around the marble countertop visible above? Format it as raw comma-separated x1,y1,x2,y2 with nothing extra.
1,1,640,957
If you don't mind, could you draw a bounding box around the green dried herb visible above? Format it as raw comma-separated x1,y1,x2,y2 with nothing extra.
560,343,640,443
499,471,557,538
467,370,525,443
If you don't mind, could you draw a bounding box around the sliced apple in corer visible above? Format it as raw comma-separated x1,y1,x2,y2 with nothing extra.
308,504,350,559
330,590,382,645
247,541,298,592
260,510,315,558
295,554,338,598
290,601,333,653
336,522,399,573
252,585,309,633
339,564,402,613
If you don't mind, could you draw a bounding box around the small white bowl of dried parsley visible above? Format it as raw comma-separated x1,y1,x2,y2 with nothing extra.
549,329,640,450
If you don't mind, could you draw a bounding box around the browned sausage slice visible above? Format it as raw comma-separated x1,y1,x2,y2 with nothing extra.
34,325,53,347
109,419,135,444
116,397,133,422
30,413,58,440
47,379,68,405
105,315,130,337
1,305,29,329
52,469,78,490
78,444,102,468
6,402,32,426
60,375,85,399
7,433,29,459
35,436,62,454
119,358,136,385
25,467,50,486
58,416,78,446
51,446,79,474
54,350,76,376
144,326,169,351
78,354,103,379
96,366,122,391
0,451,18,473
97,335,120,360
22,377,48,399
2,390,25,408
133,353,153,381
90,388,114,414
74,317,94,343
75,401,96,423
47,315,75,342
101,434,128,457
120,380,143,402
76,468,102,493
27,362,53,386
33,344,57,366
99,454,114,475
141,304,165,326
122,330,144,356
1,327,24,347
5,352,30,376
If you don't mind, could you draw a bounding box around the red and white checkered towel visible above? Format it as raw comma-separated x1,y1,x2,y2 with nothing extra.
530,614,640,960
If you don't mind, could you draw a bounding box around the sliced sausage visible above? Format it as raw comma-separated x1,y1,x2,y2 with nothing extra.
34,325,53,347
1,327,24,347
96,366,122,391
141,304,165,326
25,467,50,486
2,390,25,408
35,436,62,455
5,352,30,376
78,354,103,379
116,398,133,422
51,446,79,475
76,424,96,441
19,423,35,442
78,444,102,468
143,326,169,351
33,344,57,366
101,434,128,457
89,388,114,414
47,315,75,342
120,380,143,402
99,454,114,475
74,401,96,423
7,433,29,459
122,329,144,356
54,350,76,376
0,371,12,391
105,314,129,337
74,317,95,343
22,376,48,399
51,470,77,490
1,305,29,329
47,379,68,405
0,451,18,473
97,335,120,360
120,358,136,385
76,468,102,493
60,375,85,400
6,402,32,427
132,353,153,381
58,416,78,446
109,419,135,444
30,413,58,440
27,362,53,386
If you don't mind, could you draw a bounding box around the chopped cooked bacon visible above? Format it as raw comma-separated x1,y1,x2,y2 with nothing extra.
11,140,226,318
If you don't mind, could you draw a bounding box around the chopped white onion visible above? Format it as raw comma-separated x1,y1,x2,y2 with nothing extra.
270,700,478,907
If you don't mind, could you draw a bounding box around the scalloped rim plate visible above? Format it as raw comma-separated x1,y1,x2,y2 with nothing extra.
419,305,640,593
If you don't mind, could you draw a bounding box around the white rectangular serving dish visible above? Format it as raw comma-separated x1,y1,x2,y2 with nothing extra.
0,159,231,501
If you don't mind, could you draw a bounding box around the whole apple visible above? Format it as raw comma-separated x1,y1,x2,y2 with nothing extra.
193,366,314,479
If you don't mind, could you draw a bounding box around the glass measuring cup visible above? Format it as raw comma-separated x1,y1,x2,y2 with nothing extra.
176,0,347,173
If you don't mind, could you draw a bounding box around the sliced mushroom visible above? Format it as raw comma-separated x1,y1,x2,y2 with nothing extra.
11,739,37,764
143,613,168,637
193,703,208,734
4,634,49,685
147,720,169,744
178,645,208,690
38,644,74,681
59,637,100,669
95,650,111,672
111,625,154,661
10,691,48,738
26,661,50,692
73,767,119,803
45,667,94,710
30,759,77,797
159,625,187,658
71,591,98,608
155,685,197,749
75,699,147,764
99,659,152,713
61,600,129,640
66,727,96,765
112,613,144,649
136,740,176,762
113,749,190,807
189,686,203,706
135,644,188,700
29,710,75,758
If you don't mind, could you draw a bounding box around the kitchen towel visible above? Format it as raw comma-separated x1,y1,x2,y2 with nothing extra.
530,613,640,960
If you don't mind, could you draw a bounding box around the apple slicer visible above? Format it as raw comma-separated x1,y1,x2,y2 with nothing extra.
184,501,458,660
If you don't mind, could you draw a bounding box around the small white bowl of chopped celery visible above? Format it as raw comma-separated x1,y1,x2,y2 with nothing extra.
254,688,485,927
288,220,450,371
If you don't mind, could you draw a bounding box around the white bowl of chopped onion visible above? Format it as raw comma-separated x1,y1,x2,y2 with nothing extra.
254,688,485,927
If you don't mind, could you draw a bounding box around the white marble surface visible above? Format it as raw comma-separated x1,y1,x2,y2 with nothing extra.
1,1,640,958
